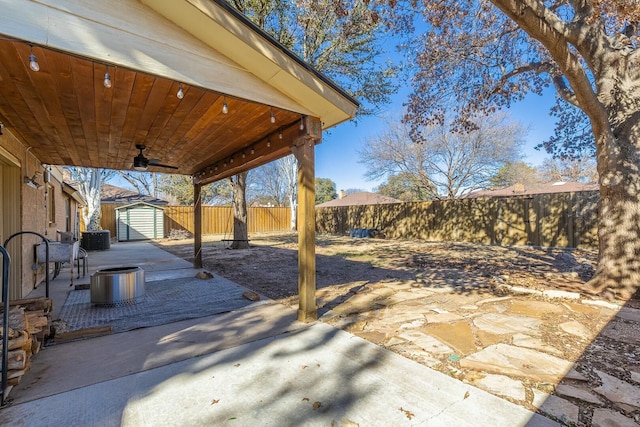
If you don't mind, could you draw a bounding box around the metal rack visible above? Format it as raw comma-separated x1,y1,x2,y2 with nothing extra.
1,231,49,406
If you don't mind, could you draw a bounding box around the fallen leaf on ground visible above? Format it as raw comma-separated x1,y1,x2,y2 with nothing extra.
211,399,220,405
400,407,414,420
312,401,322,410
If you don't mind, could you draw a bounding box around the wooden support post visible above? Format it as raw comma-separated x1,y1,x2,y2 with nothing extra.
193,181,203,269
293,138,317,322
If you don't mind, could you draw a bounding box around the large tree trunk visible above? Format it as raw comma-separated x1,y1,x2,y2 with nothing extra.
82,169,103,231
289,194,297,231
591,128,640,300
230,172,250,249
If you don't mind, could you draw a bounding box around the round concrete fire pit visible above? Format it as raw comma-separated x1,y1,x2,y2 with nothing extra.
90,266,145,306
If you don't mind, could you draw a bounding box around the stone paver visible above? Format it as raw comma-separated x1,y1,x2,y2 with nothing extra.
398,330,454,355
533,392,580,425
425,311,464,323
615,306,640,322
424,321,477,355
376,308,425,325
543,289,581,299
473,313,542,335
592,408,639,427
602,319,640,345
594,369,640,410
508,300,565,317
512,333,564,356
460,344,576,383
473,374,525,401
555,384,604,405
559,320,591,338
319,260,640,427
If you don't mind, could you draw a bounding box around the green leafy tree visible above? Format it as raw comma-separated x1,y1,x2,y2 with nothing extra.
400,1,640,299
160,175,230,206
490,162,541,188
376,172,431,202
226,0,399,241
315,178,337,204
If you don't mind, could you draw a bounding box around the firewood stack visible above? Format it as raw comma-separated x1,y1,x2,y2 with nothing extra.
0,297,53,398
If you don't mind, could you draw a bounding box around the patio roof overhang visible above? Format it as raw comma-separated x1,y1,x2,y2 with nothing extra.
0,0,358,184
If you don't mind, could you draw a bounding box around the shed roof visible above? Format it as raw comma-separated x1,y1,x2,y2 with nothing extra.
114,201,165,211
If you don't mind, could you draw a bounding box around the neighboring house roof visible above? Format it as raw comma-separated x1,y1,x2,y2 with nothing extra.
101,184,168,205
317,192,401,207
62,181,86,206
462,182,599,198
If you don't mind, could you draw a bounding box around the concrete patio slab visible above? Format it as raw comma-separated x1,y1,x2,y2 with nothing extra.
1,319,557,427
2,241,560,426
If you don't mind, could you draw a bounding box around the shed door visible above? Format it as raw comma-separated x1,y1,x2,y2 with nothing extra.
118,206,163,241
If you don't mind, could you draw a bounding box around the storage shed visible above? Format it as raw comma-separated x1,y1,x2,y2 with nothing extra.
116,202,165,241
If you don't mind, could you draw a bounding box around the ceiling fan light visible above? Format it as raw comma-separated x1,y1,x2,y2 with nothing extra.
133,157,148,171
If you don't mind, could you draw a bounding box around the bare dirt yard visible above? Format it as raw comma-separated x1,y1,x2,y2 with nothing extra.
156,232,640,426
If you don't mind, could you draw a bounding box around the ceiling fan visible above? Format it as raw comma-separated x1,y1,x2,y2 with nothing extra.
133,144,178,171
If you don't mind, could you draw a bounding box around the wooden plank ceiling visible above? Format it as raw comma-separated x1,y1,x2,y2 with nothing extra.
0,39,308,184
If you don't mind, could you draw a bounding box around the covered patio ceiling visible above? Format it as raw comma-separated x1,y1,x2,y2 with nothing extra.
0,38,315,184
0,0,358,185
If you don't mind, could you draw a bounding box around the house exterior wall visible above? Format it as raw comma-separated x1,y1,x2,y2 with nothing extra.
0,128,82,299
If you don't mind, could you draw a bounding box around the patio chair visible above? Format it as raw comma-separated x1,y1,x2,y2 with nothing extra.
76,247,88,279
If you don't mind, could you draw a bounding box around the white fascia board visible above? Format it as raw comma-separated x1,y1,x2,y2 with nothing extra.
142,0,358,128
0,0,312,114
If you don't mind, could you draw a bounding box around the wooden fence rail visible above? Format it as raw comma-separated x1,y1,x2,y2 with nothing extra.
316,192,600,249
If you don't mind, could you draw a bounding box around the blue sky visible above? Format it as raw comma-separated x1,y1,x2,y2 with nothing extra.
316,86,559,193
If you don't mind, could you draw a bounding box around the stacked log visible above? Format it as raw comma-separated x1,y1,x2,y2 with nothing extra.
0,297,52,398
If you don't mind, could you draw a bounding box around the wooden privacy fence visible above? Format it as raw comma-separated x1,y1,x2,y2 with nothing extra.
316,191,600,249
97,205,291,238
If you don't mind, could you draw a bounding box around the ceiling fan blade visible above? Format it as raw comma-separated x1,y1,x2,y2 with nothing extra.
148,160,178,170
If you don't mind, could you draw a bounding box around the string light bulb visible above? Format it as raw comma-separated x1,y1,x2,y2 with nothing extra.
270,109,276,124
29,46,39,72
103,69,112,88
278,130,283,140
250,148,255,155
222,97,228,114
177,84,184,99
267,140,271,148
299,116,304,130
